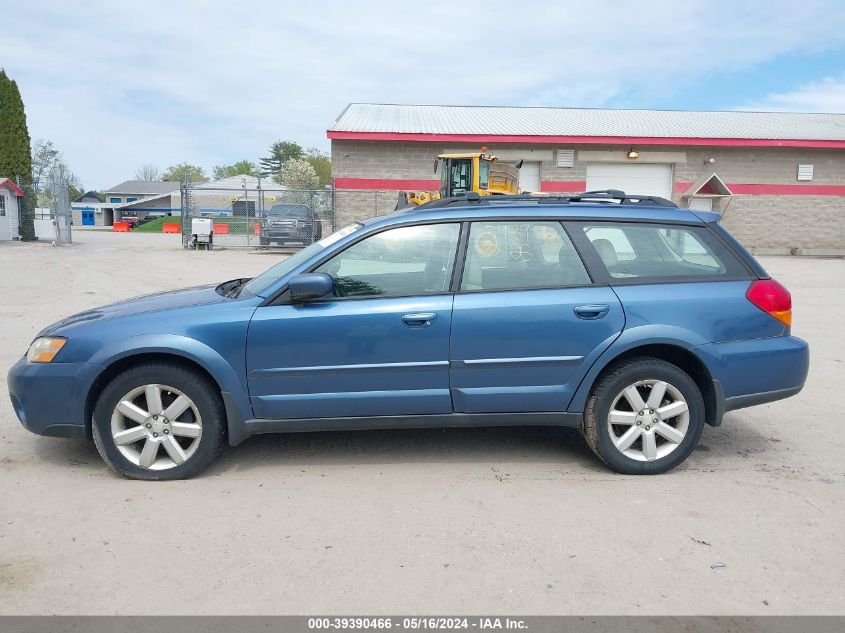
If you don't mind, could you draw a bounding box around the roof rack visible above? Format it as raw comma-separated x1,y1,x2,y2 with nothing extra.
412,190,678,210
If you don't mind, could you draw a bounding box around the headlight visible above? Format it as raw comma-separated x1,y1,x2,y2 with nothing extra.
26,337,67,363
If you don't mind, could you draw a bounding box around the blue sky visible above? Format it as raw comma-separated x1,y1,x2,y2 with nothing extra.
3,0,845,189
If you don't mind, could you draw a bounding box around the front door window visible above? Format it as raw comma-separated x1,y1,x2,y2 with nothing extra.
315,223,460,298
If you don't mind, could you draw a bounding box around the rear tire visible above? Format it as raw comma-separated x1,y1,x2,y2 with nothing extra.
92,362,226,480
582,357,704,474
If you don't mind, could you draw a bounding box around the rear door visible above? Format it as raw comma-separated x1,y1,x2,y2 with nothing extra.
449,220,625,413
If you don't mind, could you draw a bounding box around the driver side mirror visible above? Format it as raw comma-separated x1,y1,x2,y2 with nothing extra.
289,273,334,302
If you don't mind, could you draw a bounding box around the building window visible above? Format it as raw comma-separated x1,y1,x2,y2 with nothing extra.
109,197,122,203
797,164,814,181
0,195,5,216
556,149,575,168
127,197,138,202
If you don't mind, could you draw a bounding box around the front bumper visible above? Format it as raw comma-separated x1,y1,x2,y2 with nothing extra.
7,356,99,438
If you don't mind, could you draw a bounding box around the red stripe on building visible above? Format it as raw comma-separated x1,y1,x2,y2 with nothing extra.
540,181,587,192
674,182,845,196
334,177,439,190
727,183,845,195
337,177,845,196
327,130,845,149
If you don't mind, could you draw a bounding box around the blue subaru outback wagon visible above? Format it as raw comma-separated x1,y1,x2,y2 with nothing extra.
7,191,809,479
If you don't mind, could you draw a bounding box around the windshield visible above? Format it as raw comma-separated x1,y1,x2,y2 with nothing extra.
268,205,309,219
447,158,473,196
241,224,360,296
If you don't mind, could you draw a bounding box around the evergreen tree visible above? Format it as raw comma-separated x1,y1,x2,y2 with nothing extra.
0,69,35,239
259,140,302,175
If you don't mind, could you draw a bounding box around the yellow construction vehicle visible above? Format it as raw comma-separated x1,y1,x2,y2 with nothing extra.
397,148,522,208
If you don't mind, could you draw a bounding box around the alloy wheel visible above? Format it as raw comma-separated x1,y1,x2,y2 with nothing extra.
110,384,203,470
606,379,690,462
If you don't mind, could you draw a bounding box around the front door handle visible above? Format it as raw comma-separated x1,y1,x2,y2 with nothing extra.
401,312,437,328
574,304,610,320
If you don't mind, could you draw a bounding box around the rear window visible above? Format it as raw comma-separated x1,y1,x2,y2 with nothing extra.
578,222,748,281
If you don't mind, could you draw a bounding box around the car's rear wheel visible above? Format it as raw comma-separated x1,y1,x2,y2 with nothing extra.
582,357,704,474
92,362,226,480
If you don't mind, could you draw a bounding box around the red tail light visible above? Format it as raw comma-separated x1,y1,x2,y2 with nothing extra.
746,279,792,328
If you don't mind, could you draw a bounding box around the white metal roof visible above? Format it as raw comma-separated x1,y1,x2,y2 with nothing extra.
330,103,845,141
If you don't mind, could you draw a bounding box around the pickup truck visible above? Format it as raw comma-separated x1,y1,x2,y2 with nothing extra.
259,204,322,247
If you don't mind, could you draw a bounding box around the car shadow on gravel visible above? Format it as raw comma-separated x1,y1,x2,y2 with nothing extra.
32,437,102,472
212,426,605,474
29,414,769,477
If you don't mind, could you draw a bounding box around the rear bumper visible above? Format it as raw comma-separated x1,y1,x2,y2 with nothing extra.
697,335,809,415
724,385,804,412
7,357,98,438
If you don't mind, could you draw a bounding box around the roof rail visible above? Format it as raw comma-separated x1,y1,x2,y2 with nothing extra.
411,190,678,209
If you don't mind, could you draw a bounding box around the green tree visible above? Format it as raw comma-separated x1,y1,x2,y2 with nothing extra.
68,183,85,202
0,69,35,239
162,162,208,183
303,148,331,188
259,140,302,175
212,160,259,180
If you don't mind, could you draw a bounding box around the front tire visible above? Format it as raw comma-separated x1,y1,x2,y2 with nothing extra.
582,357,705,474
92,362,226,480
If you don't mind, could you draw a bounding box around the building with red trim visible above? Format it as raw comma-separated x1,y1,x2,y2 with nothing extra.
0,178,25,241
328,104,845,254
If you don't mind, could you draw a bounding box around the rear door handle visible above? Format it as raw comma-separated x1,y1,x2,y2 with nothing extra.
401,312,437,328
574,304,610,320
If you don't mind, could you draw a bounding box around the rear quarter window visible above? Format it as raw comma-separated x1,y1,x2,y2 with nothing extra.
573,222,749,282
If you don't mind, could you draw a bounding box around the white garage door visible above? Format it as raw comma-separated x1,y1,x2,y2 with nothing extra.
519,162,541,192
585,163,673,199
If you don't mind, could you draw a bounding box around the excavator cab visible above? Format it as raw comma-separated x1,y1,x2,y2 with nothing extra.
398,150,522,208
439,156,474,197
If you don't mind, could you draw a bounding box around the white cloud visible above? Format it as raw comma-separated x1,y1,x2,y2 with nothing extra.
736,75,845,112
3,0,845,187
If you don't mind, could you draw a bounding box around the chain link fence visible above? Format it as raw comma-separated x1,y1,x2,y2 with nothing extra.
179,182,400,250
12,174,72,244
46,169,73,245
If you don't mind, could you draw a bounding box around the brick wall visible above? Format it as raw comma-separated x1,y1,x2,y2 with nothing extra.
331,140,845,254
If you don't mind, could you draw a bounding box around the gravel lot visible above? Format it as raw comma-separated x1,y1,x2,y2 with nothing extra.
0,230,842,615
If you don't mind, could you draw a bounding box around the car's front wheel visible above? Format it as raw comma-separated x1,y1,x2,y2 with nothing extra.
582,357,705,474
92,362,226,480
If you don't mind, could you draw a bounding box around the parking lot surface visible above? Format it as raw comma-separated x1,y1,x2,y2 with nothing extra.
0,230,843,615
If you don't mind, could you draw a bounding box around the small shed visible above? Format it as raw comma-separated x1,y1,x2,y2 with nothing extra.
0,178,24,241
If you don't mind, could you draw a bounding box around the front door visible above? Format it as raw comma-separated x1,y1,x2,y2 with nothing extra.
82,210,95,225
246,222,462,420
450,220,625,413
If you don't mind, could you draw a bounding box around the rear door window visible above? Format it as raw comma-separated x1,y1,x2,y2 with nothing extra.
575,222,748,282
460,221,591,291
